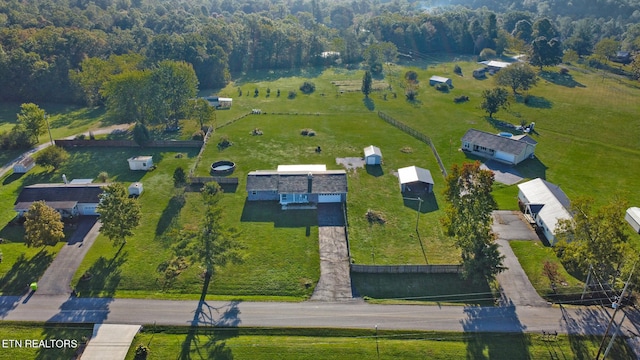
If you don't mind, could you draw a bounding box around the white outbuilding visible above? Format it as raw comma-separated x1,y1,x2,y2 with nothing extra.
13,156,35,174
625,207,640,234
398,166,434,194
363,145,382,165
128,182,144,197
127,156,153,171
517,178,572,245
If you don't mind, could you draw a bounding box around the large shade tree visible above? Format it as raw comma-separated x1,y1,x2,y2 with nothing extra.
17,103,46,144
494,62,538,95
480,87,509,118
443,161,505,284
24,201,65,247
97,183,141,247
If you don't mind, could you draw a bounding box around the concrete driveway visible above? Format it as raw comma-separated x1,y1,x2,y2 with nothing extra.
492,211,549,307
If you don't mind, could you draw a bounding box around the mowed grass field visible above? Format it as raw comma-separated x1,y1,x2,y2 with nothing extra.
121,327,633,360
2,60,639,300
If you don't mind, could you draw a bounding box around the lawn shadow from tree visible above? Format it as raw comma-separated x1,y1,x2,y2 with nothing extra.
74,247,127,298
484,116,519,133
365,165,384,177
0,250,55,295
462,298,531,359
363,97,375,111
178,271,240,360
156,193,186,236
35,323,93,360
558,304,634,359
539,71,586,88
517,95,553,109
240,201,317,228
233,66,325,85
50,106,106,130
2,172,24,185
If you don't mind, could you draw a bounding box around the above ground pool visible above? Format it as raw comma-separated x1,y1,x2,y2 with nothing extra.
211,160,236,175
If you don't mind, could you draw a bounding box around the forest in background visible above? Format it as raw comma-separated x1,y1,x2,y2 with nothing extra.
1,0,639,104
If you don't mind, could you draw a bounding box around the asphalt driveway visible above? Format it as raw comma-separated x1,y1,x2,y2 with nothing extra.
34,217,100,295
492,211,548,307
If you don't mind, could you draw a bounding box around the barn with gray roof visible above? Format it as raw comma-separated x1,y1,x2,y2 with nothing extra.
461,129,537,165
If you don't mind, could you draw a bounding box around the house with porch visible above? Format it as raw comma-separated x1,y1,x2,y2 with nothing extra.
461,129,537,165
246,165,347,209
14,183,107,218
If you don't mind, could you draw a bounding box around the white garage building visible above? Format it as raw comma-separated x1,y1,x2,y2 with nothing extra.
517,178,572,245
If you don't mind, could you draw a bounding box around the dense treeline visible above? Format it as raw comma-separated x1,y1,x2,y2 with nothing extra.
1,0,639,104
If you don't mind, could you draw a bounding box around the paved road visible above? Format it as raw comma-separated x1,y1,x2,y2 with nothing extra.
2,294,639,337
35,217,100,295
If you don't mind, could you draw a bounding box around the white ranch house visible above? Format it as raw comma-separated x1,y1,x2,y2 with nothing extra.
246,165,347,209
14,183,107,218
461,129,537,165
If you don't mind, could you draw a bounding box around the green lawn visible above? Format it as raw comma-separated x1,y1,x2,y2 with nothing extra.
509,240,584,300
0,322,92,360
123,327,633,360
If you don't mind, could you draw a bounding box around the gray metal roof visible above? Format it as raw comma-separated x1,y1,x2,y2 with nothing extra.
462,129,537,155
15,183,107,205
247,170,347,194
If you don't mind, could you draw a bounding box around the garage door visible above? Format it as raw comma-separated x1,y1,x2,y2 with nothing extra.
494,151,515,163
318,194,342,203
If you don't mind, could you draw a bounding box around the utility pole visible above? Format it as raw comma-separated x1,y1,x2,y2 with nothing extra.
44,113,53,145
595,263,635,360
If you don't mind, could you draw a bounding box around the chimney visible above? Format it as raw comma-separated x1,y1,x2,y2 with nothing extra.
307,172,313,193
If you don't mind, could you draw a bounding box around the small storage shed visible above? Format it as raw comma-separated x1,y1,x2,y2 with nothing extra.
13,156,35,174
128,182,143,197
473,68,487,79
204,96,232,109
429,76,452,87
128,156,153,171
398,166,434,194
364,145,382,165
626,207,640,234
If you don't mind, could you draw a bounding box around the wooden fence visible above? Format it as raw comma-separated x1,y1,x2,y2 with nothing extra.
351,264,462,274
377,111,448,177
55,139,203,148
189,176,239,185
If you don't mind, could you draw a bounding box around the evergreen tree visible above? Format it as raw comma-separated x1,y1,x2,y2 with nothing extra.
361,70,373,97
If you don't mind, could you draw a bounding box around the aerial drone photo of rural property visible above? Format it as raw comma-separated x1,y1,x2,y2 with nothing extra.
1,0,640,359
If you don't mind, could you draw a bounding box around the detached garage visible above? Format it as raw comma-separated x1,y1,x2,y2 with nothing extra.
398,166,434,195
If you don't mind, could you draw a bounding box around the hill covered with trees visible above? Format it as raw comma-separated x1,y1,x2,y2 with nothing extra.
1,0,639,104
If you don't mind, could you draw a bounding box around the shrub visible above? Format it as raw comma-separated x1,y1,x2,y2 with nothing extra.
173,167,186,187
559,67,569,75
277,89,281,97
97,171,109,182
404,70,418,83
266,88,271,97
254,88,259,96
435,83,449,92
192,130,205,140
479,48,496,61
134,344,150,360
35,145,69,169
454,64,462,75
237,87,242,96
299,81,316,94
366,209,386,225
307,130,316,136
405,88,418,101
217,136,232,150
288,90,297,99
75,134,86,140
454,95,469,103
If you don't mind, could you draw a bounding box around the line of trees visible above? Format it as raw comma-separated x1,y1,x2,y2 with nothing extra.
3,1,640,105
